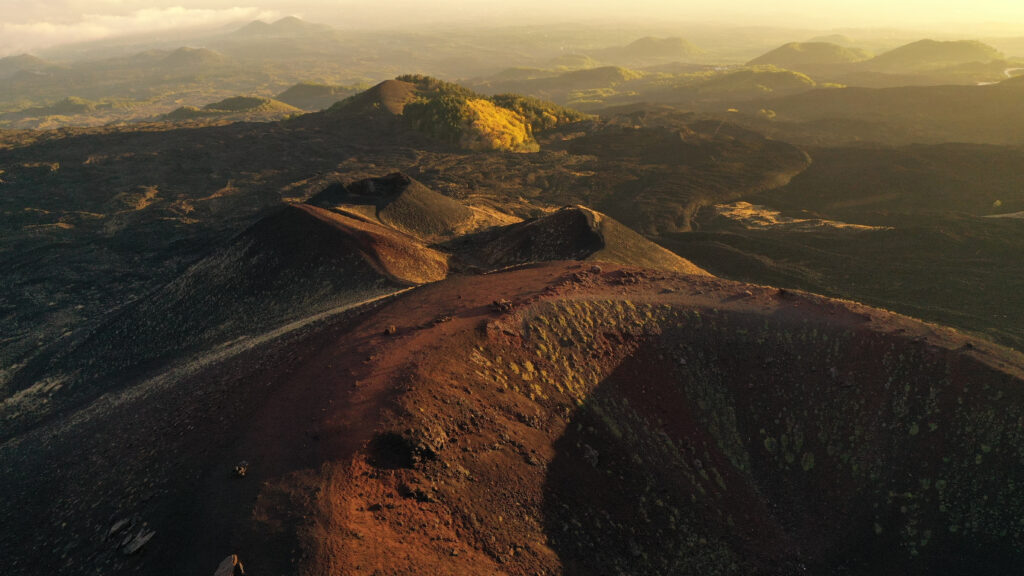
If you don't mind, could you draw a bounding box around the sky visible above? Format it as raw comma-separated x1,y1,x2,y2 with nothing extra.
2,0,1024,56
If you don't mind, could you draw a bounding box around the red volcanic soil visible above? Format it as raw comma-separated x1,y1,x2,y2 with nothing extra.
3,262,1024,576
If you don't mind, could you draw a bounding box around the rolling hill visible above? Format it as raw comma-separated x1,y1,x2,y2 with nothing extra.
309,172,478,241
748,42,872,69
329,76,587,152
275,82,360,111
0,54,55,78
600,36,704,63
164,96,303,123
866,39,1003,72
444,205,709,274
159,47,226,68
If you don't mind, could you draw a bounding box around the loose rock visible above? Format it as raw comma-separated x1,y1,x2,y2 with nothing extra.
214,554,246,576
121,529,155,555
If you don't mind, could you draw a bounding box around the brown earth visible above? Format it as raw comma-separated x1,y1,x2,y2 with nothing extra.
4,261,1024,575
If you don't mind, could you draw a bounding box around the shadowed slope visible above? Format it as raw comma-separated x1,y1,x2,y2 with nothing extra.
445,205,708,274
329,79,419,117
726,81,1024,146
276,83,359,111
309,172,477,241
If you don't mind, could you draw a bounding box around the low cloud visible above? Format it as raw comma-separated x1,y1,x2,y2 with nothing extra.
0,6,281,56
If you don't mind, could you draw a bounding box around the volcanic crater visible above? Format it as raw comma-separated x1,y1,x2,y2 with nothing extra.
3,261,1024,576
185,265,1024,573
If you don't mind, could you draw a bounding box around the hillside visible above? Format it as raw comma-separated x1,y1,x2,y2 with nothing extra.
331,78,421,117
330,76,587,152
0,54,54,78
0,97,126,130
866,39,1003,72
0,85,811,399
275,82,360,111
8,96,96,116
444,205,709,274
691,67,817,97
0,160,712,442
471,65,821,111
231,16,333,38
1,202,448,437
601,36,704,63
471,66,644,104
309,172,478,241
164,96,302,123
757,144,1024,220
550,112,812,234
159,47,225,68
3,262,1024,575
748,42,872,69
725,81,1024,146
660,141,1024,350
407,96,539,152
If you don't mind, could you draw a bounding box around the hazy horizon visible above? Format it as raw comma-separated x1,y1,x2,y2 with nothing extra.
3,0,1024,57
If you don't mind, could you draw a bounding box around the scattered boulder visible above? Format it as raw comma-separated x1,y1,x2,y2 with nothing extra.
121,529,155,555
107,518,132,539
492,299,514,314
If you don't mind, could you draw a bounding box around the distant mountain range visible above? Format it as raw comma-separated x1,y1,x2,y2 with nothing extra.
230,16,335,38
